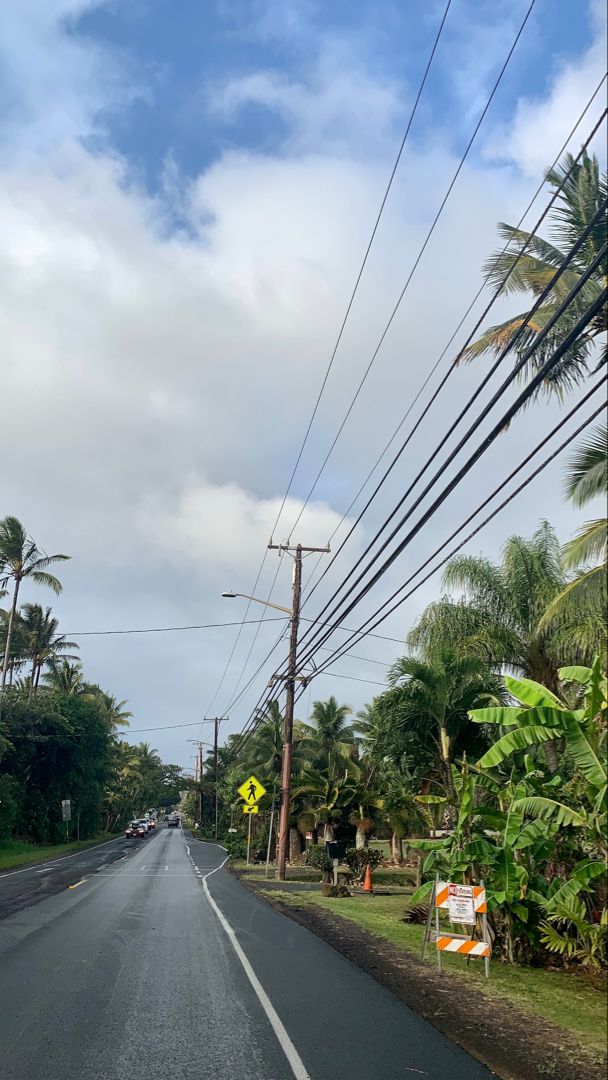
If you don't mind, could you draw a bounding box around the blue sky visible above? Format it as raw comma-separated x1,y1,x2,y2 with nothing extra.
0,0,605,765
73,0,594,190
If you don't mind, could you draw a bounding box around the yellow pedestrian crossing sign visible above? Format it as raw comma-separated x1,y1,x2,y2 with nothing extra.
243,804,259,815
238,774,266,805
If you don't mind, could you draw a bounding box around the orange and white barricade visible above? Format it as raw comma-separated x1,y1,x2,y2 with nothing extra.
422,877,491,977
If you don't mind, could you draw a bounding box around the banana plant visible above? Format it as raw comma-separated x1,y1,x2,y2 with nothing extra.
470,658,607,859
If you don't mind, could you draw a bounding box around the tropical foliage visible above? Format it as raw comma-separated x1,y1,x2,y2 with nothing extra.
0,515,183,844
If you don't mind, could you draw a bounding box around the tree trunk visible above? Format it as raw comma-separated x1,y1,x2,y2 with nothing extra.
1,577,20,691
543,739,559,773
391,831,403,864
322,823,335,842
289,827,302,862
355,825,367,849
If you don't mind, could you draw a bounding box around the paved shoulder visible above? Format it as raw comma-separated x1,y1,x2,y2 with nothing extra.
188,839,492,1080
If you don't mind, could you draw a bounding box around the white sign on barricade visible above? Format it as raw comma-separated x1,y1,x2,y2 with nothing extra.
421,876,491,978
447,883,476,925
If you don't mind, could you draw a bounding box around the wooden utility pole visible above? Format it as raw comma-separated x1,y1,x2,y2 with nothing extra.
268,541,329,881
203,717,223,840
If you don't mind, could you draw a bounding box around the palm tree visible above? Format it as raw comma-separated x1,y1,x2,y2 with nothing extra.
302,696,357,773
0,516,69,693
19,604,79,692
83,687,132,730
461,151,607,398
541,425,607,654
387,650,502,794
43,658,85,695
409,522,570,769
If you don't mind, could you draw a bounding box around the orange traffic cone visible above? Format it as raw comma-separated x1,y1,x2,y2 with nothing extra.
363,864,374,893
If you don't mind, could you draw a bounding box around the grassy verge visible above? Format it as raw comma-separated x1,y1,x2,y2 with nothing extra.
232,861,416,888
273,890,607,1057
0,833,119,871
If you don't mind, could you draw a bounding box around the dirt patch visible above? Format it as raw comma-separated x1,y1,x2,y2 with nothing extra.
235,871,606,1080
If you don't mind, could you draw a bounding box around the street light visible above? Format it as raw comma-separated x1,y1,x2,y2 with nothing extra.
222,591,292,616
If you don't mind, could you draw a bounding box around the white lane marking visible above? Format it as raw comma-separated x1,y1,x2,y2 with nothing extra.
186,843,309,1080
0,835,124,880
165,865,168,871
68,878,87,890
36,868,53,874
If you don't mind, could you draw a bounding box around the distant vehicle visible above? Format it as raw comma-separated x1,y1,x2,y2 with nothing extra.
167,817,179,828
147,818,156,830
136,819,149,834
125,822,145,839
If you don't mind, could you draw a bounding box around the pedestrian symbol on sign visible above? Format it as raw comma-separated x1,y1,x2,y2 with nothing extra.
237,775,266,805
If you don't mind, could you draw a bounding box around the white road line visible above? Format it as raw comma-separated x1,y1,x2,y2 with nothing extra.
185,840,309,1080
0,835,123,880
35,868,53,874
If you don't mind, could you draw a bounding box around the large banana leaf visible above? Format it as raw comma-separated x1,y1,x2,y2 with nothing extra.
503,675,563,708
511,795,587,827
477,725,559,768
561,713,606,792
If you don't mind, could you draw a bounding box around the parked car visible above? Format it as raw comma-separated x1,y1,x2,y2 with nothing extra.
125,821,146,839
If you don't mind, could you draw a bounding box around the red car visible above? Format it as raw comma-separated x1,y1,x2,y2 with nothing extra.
125,821,146,839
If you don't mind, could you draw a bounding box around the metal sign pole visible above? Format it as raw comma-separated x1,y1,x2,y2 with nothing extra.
246,810,253,865
421,877,437,961
480,878,490,978
435,875,442,972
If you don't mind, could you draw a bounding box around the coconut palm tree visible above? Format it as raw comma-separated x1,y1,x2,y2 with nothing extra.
541,425,607,655
0,516,69,694
461,151,607,398
19,604,79,692
302,696,357,773
84,688,132,730
43,658,85,695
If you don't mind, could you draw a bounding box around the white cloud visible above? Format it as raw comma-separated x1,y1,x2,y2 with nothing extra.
0,2,596,759
485,0,607,176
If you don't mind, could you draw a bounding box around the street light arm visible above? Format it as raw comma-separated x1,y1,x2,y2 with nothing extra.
221,591,293,616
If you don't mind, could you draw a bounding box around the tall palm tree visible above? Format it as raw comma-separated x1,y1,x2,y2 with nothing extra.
461,151,607,398
19,603,79,691
302,696,357,773
387,650,502,794
409,522,569,768
84,688,132,730
0,516,69,693
541,425,607,653
42,658,85,695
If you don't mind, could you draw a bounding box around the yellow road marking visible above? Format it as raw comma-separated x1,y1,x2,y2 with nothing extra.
68,878,87,890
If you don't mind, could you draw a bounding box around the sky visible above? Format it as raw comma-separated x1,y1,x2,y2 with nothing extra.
1,0,606,774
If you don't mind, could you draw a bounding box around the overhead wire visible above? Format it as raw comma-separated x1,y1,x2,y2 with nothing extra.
292,201,608,667
284,0,538,542
297,85,608,607
201,2,454,722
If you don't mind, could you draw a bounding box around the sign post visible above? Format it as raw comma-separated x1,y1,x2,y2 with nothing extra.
61,799,71,843
237,775,266,866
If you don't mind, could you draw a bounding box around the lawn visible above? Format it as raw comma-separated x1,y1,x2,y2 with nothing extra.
274,890,607,1057
233,860,416,888
0,833,118,871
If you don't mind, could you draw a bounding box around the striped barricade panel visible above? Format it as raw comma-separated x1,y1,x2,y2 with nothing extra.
434,882,487,913
436,936,491,957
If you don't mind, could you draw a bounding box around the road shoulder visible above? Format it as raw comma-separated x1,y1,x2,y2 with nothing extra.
232,868,607,1080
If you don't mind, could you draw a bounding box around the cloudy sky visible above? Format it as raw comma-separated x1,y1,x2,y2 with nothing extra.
1,0,606,773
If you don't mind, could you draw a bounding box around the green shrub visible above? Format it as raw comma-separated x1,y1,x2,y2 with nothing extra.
223,834,247,860
305,844,332,872
345,847,384,878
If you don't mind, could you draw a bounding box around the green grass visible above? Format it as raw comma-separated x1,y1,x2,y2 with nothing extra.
232,860,415,888
0,833,119,871
276,890,607,1057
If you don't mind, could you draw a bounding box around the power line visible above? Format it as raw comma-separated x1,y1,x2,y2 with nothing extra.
202,2,454,718
269,0,454,540
284,0,538,542
308,380,607,682
66,617,286,637
293,212,608,668
298,87,608,609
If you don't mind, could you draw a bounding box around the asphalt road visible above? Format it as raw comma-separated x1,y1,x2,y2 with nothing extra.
0,828,492,1079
